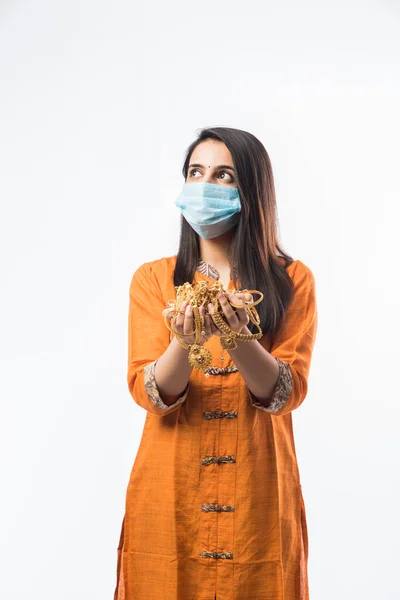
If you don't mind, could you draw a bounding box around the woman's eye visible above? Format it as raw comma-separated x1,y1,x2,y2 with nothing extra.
188,168,235,182
220,171,234,182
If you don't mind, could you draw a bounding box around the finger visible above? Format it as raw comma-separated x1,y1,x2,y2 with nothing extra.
175,300,188,332
183,302,193,336
207,302,218,325
204,311,213,339
231,293,251,315
218,291,240,328
236,309,249,328
232,293,251,328
199,306,210,340
240,293,253,306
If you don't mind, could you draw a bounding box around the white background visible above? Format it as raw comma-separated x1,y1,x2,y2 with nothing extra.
1,1,399,598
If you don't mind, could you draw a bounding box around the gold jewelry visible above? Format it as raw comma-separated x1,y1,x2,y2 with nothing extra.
228,289,264,309
163,280,264,376
187,306,213,370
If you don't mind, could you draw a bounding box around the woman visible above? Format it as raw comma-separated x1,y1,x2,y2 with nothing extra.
114,126,318,600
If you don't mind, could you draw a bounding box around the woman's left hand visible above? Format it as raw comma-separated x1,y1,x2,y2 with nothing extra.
205,291,253,338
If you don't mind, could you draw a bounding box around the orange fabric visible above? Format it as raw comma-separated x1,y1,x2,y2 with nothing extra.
114,254,318,600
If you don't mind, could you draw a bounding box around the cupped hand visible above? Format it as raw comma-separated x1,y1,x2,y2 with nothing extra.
207,291,253,337
163,291,253,345
163,300,209,345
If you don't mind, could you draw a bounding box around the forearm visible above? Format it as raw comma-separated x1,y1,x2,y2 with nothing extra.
227,326,280,408
154,336,193,406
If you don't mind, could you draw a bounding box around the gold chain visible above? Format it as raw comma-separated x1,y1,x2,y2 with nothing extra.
163,280,264,376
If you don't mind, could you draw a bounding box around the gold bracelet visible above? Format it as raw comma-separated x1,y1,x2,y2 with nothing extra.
163,281,264,375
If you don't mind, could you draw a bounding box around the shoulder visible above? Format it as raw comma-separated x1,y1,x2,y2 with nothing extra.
285,261,316,317
132,254,177,276
130,255,177,293
276,259,316,310
282,258,315,287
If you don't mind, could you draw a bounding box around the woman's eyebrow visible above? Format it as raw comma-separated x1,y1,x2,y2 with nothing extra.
188,163,235,171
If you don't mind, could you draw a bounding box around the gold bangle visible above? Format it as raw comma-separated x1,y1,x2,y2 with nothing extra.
228,289,264,309
163,281,264,375
163,310,197,338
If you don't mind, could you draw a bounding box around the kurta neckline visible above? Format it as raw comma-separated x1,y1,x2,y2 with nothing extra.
196,258,235,291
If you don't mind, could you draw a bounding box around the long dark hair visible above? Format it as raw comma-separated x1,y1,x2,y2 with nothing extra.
174,126,295,339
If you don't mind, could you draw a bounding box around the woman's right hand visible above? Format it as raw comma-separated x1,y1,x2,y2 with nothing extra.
163,300,213,346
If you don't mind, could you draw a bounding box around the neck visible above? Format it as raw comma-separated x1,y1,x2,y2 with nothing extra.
199,230,233,272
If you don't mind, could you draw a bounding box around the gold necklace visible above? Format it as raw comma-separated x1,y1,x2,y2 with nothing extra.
163,280,264,376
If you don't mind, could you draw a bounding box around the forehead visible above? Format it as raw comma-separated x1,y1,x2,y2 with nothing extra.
190,140,233,166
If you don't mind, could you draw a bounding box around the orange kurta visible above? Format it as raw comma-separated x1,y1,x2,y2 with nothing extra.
114,254,318,600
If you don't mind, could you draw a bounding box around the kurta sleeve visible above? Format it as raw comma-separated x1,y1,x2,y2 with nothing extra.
247,260,318,417
127,262,190,416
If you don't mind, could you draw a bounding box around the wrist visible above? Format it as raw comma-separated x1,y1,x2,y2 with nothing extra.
240,325,252,335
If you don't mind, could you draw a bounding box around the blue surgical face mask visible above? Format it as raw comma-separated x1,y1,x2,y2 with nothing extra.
175,181,241,239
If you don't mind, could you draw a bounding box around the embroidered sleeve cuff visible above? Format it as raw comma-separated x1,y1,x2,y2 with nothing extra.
247,357,293,413
143,358,189,411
